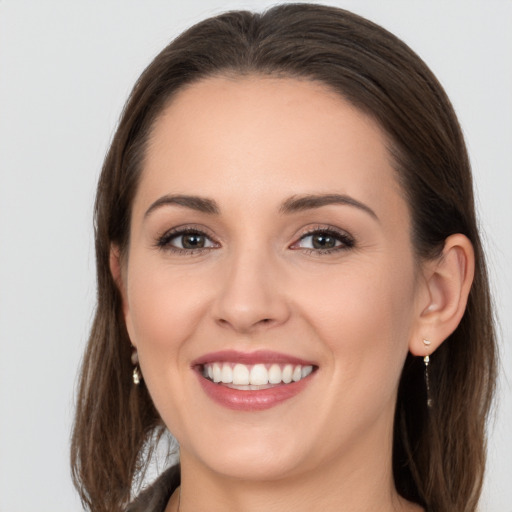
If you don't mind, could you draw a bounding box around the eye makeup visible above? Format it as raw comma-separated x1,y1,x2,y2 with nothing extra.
154,222,355,257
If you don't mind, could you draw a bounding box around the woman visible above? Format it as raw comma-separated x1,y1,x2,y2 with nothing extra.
71,4,497,512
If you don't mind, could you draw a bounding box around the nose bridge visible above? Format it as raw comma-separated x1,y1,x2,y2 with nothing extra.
212,239,289,332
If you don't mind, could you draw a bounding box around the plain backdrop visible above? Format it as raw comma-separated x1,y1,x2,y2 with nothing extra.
0,1,510,511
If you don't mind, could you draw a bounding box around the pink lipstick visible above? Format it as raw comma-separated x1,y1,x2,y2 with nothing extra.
192,350,317,411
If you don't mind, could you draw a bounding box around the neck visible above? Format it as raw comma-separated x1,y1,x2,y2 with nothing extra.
171,426,421,512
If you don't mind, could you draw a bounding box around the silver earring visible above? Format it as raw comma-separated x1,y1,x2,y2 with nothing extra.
131,347,141,385
423,339,432,408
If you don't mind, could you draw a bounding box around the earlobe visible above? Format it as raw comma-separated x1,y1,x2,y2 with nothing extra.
410,234,475,356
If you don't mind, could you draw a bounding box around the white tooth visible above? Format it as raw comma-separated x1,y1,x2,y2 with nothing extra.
221,363,233,384
250,364,269,385
207,365,214,380
292,365,302,382
282,364,293,384
268,364,282,384
301,365,313,378
232,364,250,385
212,363,222,383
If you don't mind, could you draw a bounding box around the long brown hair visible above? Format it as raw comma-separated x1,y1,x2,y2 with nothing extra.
71,4,497,511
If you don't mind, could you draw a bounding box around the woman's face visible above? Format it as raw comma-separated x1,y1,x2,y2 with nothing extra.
121,76,428,481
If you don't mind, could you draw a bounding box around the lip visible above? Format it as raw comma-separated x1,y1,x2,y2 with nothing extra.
191,349,316,367
192,350,317,411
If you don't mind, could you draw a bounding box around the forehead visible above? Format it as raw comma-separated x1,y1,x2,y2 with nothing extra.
137,75,405,218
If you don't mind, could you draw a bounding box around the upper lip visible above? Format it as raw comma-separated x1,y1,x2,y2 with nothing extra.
191,350,317,367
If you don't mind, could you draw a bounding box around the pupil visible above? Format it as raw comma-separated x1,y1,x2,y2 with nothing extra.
312,233,335,249
182,234,205,249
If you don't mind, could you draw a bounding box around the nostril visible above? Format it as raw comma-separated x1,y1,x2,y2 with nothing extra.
216,317,274,329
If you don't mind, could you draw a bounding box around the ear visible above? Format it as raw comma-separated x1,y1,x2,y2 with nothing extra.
409,234,475,357
109,244,136,346
110,244,123,289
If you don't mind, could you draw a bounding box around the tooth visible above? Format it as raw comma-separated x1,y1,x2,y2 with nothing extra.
282,364,293,384
250,364,269,385
232,364,250,385
221,363,233,384
292,365,302,382
212,363,222,383
302,365,313,378
207,365,213,380
268,364,282,384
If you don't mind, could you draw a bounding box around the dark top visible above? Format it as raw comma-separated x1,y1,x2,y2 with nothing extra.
125,464,429,511
125,465,180,512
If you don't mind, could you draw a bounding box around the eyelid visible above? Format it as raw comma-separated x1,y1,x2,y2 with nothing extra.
289,225,355,252
154,223,355,255
155,224,220,252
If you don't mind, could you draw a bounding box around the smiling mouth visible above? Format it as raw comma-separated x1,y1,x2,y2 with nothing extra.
194,351,318,410
200,362,315,390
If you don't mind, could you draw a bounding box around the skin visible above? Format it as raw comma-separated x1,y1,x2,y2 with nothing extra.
113,76,474,512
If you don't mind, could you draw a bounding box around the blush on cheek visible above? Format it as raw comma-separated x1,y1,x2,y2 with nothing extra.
299,264,414,377
127,262,200,341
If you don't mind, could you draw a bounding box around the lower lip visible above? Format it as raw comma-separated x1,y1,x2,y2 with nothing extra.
197,373,313,411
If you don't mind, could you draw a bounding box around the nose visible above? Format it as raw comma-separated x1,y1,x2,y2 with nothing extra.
211,247,291,333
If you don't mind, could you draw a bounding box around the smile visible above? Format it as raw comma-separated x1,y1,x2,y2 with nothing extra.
202,362,314,389
193,350,317,411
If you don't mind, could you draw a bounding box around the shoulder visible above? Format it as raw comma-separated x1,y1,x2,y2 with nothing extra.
125,465,180,512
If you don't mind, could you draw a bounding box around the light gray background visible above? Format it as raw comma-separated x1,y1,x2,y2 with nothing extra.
0,1,510,511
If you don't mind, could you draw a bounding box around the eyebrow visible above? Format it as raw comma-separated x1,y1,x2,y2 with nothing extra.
144,192,378,221
279,194,378,221
144,194,220,218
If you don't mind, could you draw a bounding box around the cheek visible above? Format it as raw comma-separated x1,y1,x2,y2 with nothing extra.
297,257,417,386
124,256,209,357
123,258,213,435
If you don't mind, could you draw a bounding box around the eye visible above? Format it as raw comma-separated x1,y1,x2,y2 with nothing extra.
156,228,218,253
291,228,354,253
172,232,214,250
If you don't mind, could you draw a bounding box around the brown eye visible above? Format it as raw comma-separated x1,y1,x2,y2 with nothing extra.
311,233,337,249
179,233,207,249
157,229,218,252
293,229,354,253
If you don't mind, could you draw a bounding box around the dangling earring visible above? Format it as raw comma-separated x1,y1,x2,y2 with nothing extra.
423,339,433,408
131,347,142,385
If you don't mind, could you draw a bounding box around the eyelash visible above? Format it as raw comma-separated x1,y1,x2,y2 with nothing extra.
155,225,355,256
155,227,219,256
292,226,355,254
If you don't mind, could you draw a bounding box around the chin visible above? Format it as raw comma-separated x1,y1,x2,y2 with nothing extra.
181,425,308,482
203,449,304,482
